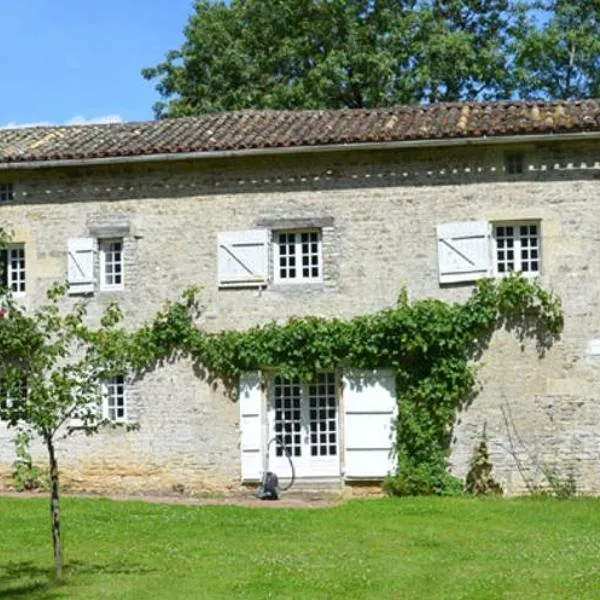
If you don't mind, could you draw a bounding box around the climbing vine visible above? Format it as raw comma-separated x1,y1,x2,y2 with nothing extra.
111,275,563,496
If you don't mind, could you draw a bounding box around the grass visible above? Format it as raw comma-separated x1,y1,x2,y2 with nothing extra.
1,496,600,599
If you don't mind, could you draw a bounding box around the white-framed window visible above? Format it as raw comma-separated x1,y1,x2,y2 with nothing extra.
274,229,322,283
493,222,540,275
103,375,127,422
1,245,26,295
0,183,14,203
99,239,124,291
271,372,338,459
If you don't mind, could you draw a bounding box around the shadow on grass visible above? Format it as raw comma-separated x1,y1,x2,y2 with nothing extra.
0,561,60,599
0,560,156,598
67,560,155,576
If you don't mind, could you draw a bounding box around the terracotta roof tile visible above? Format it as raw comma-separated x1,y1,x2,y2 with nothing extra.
0,99,599,165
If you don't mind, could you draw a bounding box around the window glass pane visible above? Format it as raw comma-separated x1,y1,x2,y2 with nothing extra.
273,377,302,458
101,240,124,289
275,230,322,282
105,375,126,421
307,373,336,457
494,222,540,275
3,246,26,293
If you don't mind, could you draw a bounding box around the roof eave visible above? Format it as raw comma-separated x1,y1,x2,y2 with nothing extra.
1,130,599,171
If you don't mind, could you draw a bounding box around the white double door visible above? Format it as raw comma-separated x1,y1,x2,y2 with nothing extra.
267,373,340,479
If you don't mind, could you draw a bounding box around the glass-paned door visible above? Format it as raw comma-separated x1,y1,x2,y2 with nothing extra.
268,373,340,478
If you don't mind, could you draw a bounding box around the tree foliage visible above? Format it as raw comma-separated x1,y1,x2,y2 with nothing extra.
143,0,600,117
417,0,518,102
0,279,129,578
143,0,424,115
464,433,504,496
514,0,600,99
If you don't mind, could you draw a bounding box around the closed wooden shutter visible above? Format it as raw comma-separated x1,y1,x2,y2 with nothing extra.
437,221,491,284
239,371,263,482
218,229,269,287
342,369,397,479
68,238,95,295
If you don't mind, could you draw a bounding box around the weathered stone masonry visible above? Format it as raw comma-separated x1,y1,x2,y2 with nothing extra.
1,138,600,495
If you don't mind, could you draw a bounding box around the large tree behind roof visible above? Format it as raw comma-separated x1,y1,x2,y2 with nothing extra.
142,0,524,117
143,0,600,116
513,0,600,99
142,0,423,116
415,0,520,102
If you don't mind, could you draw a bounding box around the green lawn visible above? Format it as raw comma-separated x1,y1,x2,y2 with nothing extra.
1,496,600,599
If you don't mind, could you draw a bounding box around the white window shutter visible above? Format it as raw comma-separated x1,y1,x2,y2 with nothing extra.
342,369,397,479
68,238,95,294
437,221,491,284
218,229,268,287
239,371,263,482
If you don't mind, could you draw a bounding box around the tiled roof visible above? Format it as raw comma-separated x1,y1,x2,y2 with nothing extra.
1,100,599,165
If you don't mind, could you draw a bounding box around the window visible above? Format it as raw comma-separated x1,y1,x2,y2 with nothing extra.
274,230,322,283
272,372,337,458
273,376,302,457
0,183,14,203
504,152,524,175
437,220,541,284
494,223,540,275
307,373,337,457
0,245,26,294
217,224,331,288
99,239,124,290
68,237,126,295
103,375,126,422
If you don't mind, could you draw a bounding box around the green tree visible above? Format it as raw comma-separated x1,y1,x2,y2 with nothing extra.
147,0,525,116
415,0,519,102
513,0,600,99
0,275,128,578
143,0,428,116
143,0,600,114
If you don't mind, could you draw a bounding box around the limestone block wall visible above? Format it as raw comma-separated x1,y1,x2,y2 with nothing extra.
0,138,599,494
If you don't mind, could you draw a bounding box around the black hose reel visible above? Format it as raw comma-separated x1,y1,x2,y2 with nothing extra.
256,436,296,501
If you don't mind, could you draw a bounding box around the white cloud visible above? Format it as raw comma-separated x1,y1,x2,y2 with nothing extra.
64,114,123,126
1,114,124,130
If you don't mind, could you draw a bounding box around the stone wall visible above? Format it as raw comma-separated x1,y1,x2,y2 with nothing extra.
1,139,599,494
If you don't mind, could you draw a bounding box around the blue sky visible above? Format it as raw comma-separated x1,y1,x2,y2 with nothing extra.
0,0,195,127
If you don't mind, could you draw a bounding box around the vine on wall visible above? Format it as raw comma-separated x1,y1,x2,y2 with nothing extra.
110,275,563,495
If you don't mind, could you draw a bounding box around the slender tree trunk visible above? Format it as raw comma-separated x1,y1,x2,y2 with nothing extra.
45,434,63,579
